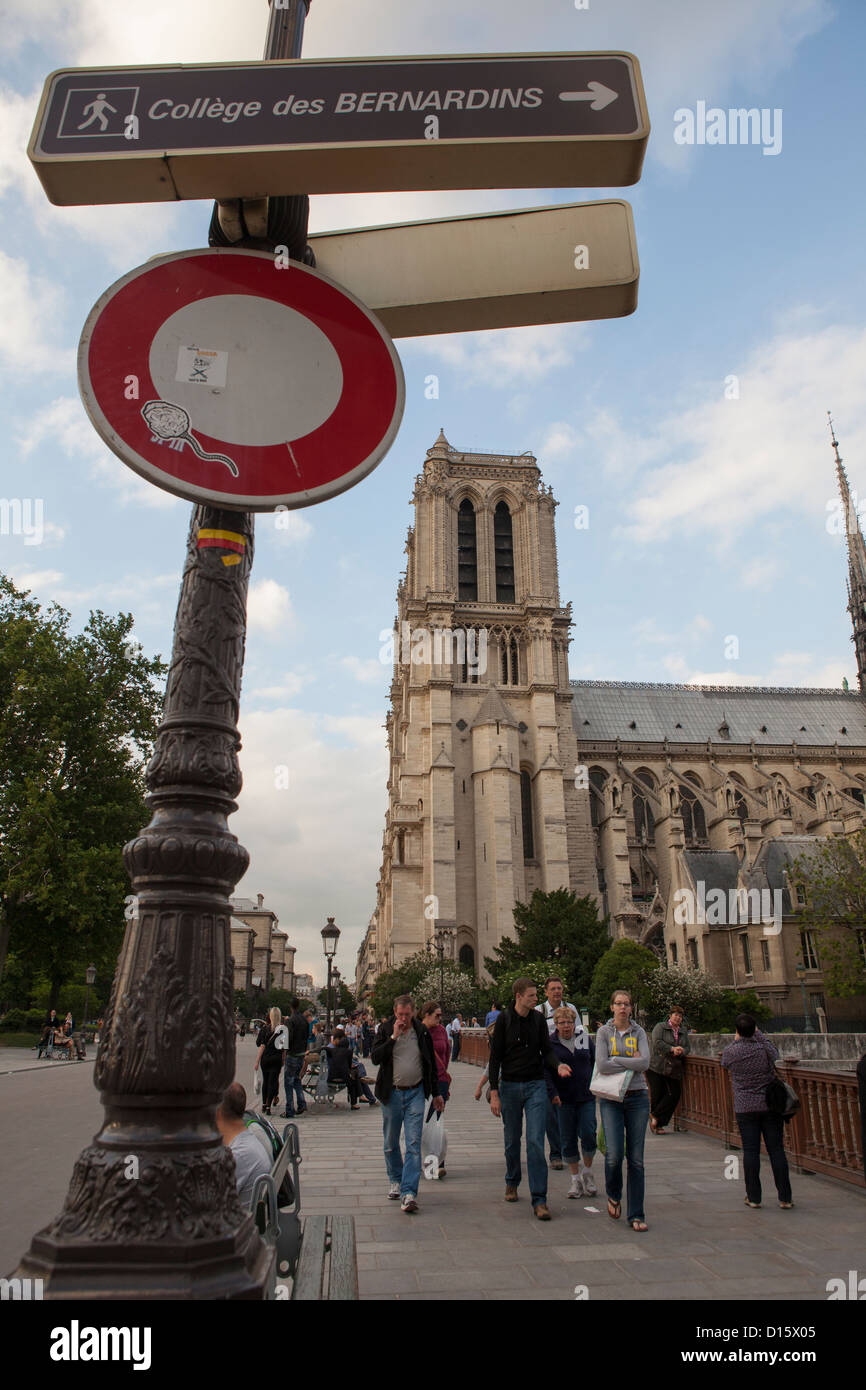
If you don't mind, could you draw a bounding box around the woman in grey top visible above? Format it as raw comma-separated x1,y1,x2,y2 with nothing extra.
595,989,651,1231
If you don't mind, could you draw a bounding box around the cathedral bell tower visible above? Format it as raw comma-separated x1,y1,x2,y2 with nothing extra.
830,412,866,691
372,433,597,978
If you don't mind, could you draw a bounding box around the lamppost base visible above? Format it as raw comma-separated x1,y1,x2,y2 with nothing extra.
14,1218,273,1300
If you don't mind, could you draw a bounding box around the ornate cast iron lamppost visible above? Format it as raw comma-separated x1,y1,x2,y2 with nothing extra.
322,917,341,1034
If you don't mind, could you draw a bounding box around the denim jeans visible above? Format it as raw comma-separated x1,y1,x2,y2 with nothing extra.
736,1110,792,1204
557,1099,598,1163
382,1083,426,1197
546,1095,562,1160
500,1078,548,1207
599,1091,650,1223
282,1053,306,1115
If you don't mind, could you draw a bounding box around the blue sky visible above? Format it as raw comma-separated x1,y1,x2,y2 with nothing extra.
2,0,865,981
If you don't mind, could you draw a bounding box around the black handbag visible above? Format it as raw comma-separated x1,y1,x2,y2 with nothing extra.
661,1053,684,1079
765,1075,800,1120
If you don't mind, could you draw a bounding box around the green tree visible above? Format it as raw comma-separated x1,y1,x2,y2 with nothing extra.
642,965,724,1029
317,981,355,1015
481,961,564,1014
792,833,866,998
587,939,659,1023
369,949,435,1018
484,889,609,1000
0,575,165,1006
699,989,772,1033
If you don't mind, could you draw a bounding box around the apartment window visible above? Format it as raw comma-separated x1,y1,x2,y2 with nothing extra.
800,930,819,970
740,933,752,974
687,938,698,967
761,939,771,971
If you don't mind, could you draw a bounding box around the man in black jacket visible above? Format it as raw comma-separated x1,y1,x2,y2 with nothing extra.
280,999,309,1118
489,978,572,1219
371,994,442,1213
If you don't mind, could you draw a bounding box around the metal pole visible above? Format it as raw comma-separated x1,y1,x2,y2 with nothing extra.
265,0,311,59
326,958,332,1035
11,1,315,1303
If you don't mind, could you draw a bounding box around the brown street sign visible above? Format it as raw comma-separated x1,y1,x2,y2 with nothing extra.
28,52,649,205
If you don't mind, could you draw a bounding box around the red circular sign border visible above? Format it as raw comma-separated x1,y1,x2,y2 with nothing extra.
77,247,405,511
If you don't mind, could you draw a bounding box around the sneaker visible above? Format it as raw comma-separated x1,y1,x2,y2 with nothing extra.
504,1186,519,1202
401,1194,418,1214
388,1181,401,1200
568,1174,583,1199
534,1204,552,1220
582,1169,597,1196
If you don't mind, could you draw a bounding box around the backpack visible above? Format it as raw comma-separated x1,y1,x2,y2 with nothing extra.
243,1111,295,1207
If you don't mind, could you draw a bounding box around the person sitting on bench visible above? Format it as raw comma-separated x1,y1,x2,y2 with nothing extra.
216,1081,271,1206
325,1029,361,1109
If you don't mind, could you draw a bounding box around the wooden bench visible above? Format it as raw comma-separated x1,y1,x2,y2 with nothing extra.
250,1122,358,1299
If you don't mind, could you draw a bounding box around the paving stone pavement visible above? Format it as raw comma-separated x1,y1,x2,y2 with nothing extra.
271,1043,866,1303
2,1036,863,1305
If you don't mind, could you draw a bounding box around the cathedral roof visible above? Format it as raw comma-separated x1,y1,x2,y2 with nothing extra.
571,681,866,746
683,838,827,914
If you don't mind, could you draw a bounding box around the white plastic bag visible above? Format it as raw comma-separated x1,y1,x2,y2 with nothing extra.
421,1099,447,1179
589,1063,633,1102
253,1067,262,1096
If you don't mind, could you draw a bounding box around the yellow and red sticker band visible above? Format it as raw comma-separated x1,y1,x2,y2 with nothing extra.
197,528,246,567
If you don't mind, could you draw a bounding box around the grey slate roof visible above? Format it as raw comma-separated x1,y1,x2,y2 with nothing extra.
683,850,741,897
571,681,866,746
684,838,827,914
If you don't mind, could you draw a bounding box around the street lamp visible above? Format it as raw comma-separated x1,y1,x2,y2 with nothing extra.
83,963,97,1028
321,916,340,1034
795,961,814,1032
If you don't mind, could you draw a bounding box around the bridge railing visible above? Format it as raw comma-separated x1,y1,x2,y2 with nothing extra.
458,1031,865,1188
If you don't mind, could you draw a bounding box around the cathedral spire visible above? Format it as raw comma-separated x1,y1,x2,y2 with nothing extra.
830,411,866,690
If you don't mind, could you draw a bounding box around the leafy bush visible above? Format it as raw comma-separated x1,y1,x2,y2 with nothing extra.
587,939,659,1023
481,962,565,1013
698,989,772,1033
643,965,723,1030
25,1008,45,1031
413,962,478,1017
0,1008,27,1031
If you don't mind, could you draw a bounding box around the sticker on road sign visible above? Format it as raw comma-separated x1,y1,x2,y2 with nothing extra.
77,248,405,511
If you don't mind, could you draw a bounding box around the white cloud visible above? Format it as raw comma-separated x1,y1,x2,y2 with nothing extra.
267,510,314,545
586,321,866,545
409,323,582,390
248,578,293,634
0,251,72,374
340,655,389,686
232,706,387,975
16,396,182,509
250,672,307,701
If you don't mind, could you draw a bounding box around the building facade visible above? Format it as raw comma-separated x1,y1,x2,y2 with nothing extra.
230,893,295,996
368,430,866,1028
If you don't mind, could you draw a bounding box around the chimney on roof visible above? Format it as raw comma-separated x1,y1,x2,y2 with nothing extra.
257,893,264,909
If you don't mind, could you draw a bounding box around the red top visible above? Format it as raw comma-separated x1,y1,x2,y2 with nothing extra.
427,1024,452,1085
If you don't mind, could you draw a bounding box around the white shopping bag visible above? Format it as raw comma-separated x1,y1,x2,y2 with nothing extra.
421,1099,447,1179
253,1067,262,1097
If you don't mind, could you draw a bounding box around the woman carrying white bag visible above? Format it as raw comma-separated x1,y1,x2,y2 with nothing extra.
592,990,651,1232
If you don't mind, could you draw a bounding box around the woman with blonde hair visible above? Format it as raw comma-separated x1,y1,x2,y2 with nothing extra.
254,1006,283,1116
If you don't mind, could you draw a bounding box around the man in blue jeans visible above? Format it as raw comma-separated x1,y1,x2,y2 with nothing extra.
280,999,309,1118
372,994,442,1214
489,978,573,1220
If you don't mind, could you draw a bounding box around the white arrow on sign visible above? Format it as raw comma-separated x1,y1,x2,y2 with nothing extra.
559,81,619,111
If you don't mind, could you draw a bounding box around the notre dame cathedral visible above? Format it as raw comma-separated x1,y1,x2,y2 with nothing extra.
355,426,866,1029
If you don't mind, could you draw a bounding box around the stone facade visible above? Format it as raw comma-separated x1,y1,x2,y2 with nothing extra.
230,893,295,995
365,432,866,1030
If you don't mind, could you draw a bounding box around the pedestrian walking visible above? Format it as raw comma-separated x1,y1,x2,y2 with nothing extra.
489,978,572,1219
421,1001,452,1175
280,997,308,1118
647,1006,690,1134
721,1014,793,1209
372,994,442,1213
450,1013,463,1061
361,1016,373,1058
545,1006,598,1199
595,989,651,1232
484,1002,501,1027
254,1007,283,1116
536,975,580,1170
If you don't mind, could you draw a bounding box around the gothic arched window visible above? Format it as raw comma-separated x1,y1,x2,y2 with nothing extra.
632,769,656,844
520,769,535,859
681,772,707,842
510,636,519,684
458,499,477,601
494,501,515,603
458,944,475,969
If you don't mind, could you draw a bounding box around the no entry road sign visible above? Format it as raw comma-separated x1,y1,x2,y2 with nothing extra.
78,249,405,511
30,52,649,205
308,200,639,337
